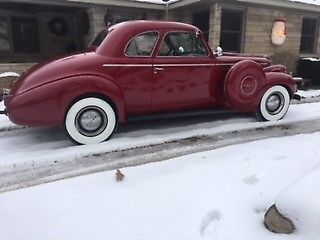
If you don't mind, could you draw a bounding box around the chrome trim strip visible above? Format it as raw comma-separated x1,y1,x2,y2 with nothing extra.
154,63,214,67
103,64,153,67
103,63,264,67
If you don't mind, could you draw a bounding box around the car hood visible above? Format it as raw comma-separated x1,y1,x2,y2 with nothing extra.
11,52,101,95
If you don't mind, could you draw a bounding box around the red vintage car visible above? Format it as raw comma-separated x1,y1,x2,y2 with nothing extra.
0,21,298,144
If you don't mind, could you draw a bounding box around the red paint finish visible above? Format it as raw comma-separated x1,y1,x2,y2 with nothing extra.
3,20,296,128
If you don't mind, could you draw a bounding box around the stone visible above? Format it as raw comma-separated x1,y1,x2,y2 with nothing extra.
264,204,295,234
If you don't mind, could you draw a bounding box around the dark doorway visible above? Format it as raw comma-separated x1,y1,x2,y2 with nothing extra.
220,9,244,52
11,17,40,54
193,10,210,42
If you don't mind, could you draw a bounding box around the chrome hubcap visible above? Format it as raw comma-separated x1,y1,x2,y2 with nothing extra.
75,106,108,137
265,92,285,115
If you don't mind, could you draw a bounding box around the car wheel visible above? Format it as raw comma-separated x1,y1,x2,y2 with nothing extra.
256,85,290,121
65,97,117,144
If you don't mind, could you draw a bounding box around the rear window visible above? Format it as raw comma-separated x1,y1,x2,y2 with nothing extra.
89,30,108,47
125,32,159,57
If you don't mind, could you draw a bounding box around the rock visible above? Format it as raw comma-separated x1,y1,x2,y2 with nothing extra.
115,169,125,182
264,204,295,234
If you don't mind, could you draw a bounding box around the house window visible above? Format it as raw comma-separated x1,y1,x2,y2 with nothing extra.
11,17,40,54
193,11,210,42
300,17,317,54
220,9,244,53
0,17,10,52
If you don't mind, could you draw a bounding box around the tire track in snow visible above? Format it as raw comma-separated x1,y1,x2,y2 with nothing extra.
1,116,320,193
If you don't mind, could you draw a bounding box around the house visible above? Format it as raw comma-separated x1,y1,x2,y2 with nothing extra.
0,0,319,73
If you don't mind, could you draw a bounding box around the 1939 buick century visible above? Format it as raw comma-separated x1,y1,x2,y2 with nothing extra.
0,21,298,145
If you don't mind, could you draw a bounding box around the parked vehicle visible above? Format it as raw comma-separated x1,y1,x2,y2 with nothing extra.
0,21,298,144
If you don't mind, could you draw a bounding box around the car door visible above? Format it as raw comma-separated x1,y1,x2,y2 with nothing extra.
115,31,158,115
151,30,213,112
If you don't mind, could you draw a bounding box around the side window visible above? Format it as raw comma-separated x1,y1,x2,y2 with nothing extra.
158,31,208,57
125,32,158,56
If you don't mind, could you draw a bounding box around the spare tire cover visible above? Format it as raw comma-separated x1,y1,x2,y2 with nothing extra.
224,60,266,111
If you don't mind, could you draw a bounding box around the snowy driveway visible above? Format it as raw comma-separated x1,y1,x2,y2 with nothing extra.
1,100,320,191
0,132,319,240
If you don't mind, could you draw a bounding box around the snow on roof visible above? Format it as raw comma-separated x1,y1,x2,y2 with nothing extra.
289,0,320,6
139,0,320,6
134,0,180,4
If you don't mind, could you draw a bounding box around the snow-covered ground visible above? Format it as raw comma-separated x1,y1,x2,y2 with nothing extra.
0,132,319,240
277,166,320,240
297,89,320,99
1,100,320,171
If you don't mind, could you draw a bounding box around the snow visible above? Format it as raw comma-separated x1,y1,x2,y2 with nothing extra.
134,0,179,4
0,131,320,239
0,72,20,78
297,89,320,99
289,0,320,6
137,0,320,6
2,99,320,171
301,57,320,62
276,167,320,239
1,88,320,239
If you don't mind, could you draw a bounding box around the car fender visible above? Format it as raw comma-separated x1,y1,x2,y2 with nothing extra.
58,75,126,123
262,72,296,97
244,72,296,113
263,65,287,73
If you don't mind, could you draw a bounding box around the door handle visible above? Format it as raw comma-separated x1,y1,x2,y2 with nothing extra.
154,67,164,74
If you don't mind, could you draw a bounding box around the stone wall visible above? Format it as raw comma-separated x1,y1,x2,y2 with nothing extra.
85,6,107,46
208,3,222,51
244,6,303,56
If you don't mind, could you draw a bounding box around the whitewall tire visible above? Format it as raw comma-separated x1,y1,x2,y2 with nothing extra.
65,97,117,144
257,85,290,121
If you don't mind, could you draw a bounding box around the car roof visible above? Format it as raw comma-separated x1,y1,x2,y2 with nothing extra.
110,20,198,32
96,20,200,57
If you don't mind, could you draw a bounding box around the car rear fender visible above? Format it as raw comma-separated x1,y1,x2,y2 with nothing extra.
58,75,126,123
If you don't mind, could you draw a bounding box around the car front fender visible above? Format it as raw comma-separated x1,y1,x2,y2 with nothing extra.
263,72,297,98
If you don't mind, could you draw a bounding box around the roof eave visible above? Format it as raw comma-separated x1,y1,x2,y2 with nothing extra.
68,0,165,10
236,0,320,13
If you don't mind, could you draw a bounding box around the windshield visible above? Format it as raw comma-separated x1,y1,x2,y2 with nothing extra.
89,30,108,47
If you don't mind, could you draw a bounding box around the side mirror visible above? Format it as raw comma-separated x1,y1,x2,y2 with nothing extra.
216,46,223,56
